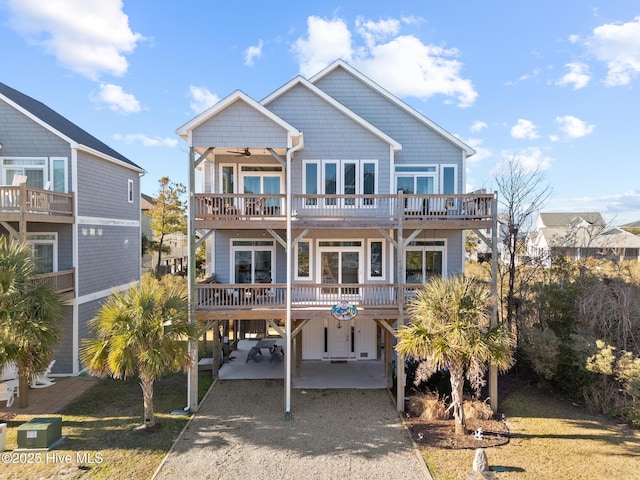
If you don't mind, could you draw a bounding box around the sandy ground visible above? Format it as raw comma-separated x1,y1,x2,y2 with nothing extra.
154,379,431,480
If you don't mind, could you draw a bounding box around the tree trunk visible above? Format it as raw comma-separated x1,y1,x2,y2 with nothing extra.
140,376,155,428
155,234,165,278
449,363,466,435
17,369,29,409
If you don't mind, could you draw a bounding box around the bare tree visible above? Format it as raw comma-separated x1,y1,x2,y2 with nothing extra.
494,157,552,334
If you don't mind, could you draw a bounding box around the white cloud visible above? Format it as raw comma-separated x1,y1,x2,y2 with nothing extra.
494,147,553,174
245,39,264,66
585,16,640,86
292,15,477,107
510,119,540,139
463,137,492,164
292,17,353,77
7,0,143,80
555,115,595,138
470,121,487,133
92,83,141,114
556,62,591,89
113,133,178,147
189,86,219,114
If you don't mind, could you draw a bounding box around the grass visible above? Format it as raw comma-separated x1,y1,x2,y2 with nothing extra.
0,371,214,480
421,383,640,480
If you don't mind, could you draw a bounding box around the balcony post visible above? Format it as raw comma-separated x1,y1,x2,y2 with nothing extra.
19,183,27,243
187,146,199,413
489,192,499,412
396,189,405,412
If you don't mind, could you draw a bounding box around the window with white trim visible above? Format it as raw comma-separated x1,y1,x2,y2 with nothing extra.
296,241,311,279
2,157,47,188
303,160,377,206
231,240,275,284
368,239,385,279
128,179,134,203
27,233,57,273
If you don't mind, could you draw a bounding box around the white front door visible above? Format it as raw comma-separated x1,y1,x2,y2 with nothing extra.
328,317,352,359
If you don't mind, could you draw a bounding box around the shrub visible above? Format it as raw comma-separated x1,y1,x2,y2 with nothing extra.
407,392,450,420
463,398,494,420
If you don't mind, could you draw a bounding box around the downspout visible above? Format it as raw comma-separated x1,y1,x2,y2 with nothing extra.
285,135,303,421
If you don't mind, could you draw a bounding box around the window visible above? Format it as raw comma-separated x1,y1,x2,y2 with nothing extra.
296,241,311,279
368,240,384,279
405,240,446,284
27,233,57,273
128,179,134,203
395,166,436,195
50,157,67,192
303,160,377,207
2,158,47,188
231,240,274,283
441,165,457,194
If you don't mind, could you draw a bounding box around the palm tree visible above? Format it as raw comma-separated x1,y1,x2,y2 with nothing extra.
396,275,515,435
80,275,200,429
0,237,62,408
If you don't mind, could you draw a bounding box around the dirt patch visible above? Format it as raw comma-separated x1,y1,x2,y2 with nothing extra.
0,412,16,423
405,416,509,449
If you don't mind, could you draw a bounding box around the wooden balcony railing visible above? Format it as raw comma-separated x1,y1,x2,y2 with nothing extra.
195,282,420,311
195,192,494,224
0,184,74,217
29,268,75,296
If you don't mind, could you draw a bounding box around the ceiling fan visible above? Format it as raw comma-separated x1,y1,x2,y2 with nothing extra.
227,148,251,157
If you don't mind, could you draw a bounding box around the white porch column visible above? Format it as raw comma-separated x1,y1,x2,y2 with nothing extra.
187,146,199,412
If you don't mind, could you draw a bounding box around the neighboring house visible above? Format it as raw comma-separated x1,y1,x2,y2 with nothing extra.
141,192,188,275
0,82,144,375
176,60,497,412
527,212,640,265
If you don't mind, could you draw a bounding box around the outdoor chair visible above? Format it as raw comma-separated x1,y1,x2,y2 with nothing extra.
31,359,56,388
246,346,262,363
270,345,284,363
0,382,16,407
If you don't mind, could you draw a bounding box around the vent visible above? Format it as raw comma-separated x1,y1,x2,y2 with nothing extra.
360,352,368,358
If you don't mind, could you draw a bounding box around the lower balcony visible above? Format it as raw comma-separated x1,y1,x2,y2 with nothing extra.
30,268,75,301
195,282,418,321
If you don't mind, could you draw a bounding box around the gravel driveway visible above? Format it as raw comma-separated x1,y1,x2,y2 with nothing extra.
154,379,431,480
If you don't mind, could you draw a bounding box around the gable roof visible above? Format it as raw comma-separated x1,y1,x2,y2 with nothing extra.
539,212,605,227
309,60,475,157
0,82,143,172
261,76,402,151
176,90,302,147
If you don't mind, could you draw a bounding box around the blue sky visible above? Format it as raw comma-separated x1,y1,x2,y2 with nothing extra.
1,0,639,224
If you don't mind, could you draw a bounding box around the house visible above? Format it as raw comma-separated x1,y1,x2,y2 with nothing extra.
176,60,497,414
527,212,640,264
0,82,144,375
141,193,188,275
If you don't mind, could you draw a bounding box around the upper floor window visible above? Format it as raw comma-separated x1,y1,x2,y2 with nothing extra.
303,160,377,207
2,157,69,192
395,166,436,194
128,179,134,203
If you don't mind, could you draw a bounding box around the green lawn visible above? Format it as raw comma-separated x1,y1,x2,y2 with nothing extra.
421,384,640,480
0,372,214,480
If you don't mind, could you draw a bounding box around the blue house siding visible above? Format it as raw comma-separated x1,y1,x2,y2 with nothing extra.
50,305,73,374
0,101,72,159
193,100,290,148
315,68,465,193
77,224,139,296
76,152,140,220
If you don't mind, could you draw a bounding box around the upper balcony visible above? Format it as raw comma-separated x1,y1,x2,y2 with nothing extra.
0,184,74,224
194,192,495,231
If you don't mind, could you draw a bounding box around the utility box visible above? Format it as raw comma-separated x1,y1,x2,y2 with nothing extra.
17,417,62,449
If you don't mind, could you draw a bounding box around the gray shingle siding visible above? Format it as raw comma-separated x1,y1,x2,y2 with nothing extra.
0,101,72,159
77,224,139,296
76,152,140,220
51,305,73,374
266,85,391,192
193,100,289,148
315,69,464,193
